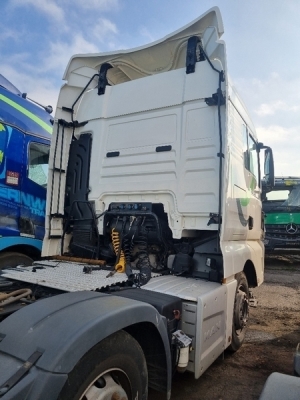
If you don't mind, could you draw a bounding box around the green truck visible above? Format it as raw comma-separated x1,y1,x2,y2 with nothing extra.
263,177,300,252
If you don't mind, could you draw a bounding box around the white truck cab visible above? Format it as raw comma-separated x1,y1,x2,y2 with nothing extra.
0,7,274,400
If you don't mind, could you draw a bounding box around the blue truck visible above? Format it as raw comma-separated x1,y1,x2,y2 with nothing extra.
0,74,52,268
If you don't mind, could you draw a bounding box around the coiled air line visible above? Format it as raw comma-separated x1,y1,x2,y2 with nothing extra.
111,227,126,273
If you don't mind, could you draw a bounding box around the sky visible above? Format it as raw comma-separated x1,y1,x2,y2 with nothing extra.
1,0,300,177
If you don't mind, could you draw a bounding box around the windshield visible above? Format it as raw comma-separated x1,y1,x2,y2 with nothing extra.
282,185,300,207
265,190,288,201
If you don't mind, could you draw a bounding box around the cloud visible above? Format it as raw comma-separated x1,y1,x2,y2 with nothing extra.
93,18,118,41
10,0,65,22
255,100,300,116
256,101,285,116
139,27,157,43
1,63,59,110
0,29,21,43
1,12,121,113
235,73,300,107
42,34,100,75
1,51,57,89
257,125,300,176
233,72,300,133
29,82,59,111
71,0,120,11
256,125,297,143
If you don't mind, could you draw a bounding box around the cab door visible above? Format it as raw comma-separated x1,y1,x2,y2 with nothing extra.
20,136,50,241
0,123,24,239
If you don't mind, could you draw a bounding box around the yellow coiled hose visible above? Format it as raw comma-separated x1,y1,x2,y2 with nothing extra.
111,228,126,273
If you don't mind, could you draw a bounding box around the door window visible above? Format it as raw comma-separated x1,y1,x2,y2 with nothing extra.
242,125,260,187
248,134,259,183
28,142,50,188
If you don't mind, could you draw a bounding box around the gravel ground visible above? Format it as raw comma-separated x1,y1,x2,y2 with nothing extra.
149,255,300,400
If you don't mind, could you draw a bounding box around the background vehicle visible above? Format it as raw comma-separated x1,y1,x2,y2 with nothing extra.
263,177,300,252
0,7,274,399
259,343,300,400
0,75,52,268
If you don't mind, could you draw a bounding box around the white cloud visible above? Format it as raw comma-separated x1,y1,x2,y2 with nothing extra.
256,125,297,143
256,101,285,116
10,0,65,22
43,34,100,74
1,64,59,111
71,0,120,10
0,29,20,43
233,72,300,136
139,27,156,43
257,125,300,176
256,100,300,116
93,18,118,42
1,52,31,69
235,72,300,107
29,83,59,112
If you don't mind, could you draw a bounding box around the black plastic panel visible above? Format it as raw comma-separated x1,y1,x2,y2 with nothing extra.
112,288,182,322
64,133,92,217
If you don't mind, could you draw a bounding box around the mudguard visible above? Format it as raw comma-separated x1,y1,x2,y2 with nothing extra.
0,291,171,399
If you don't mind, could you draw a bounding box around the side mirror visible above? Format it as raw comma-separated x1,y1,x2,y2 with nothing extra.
263,147,275,191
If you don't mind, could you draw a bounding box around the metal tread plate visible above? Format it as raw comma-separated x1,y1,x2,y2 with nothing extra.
1,260,136,292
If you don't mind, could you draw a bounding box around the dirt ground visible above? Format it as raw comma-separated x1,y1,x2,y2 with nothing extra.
149,255,300,400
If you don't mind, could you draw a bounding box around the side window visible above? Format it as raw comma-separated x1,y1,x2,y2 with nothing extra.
0,123,9,175
242,125,249,169
242,125,260,186
248,134,259,183
28,142,50,188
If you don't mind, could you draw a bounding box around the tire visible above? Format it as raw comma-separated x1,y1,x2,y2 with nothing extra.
0,252,33,269
228,272,249,352
58,330,148,400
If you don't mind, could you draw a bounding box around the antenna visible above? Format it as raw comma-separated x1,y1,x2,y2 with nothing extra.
22,93,53,114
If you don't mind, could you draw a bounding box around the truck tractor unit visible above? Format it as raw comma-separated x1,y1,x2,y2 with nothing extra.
0,7,274,400
263,177,300,252
0,74,52,268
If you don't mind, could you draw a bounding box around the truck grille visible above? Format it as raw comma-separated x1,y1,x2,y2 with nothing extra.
266,224,300,240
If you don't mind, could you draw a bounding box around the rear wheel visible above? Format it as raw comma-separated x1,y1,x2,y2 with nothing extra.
228,272,249,352
0,252,33,269
58,330,148,400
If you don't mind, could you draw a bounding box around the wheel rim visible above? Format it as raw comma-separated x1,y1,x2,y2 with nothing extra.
79,368,130,400
234,287,249,336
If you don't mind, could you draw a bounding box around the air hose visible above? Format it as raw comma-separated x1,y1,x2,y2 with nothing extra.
111,228,126,273
110,218,152,287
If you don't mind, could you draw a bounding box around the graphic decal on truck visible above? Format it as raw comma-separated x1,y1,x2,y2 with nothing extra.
236,176,257,227
0,93,52,134
0,186,46,217
237,199,249,227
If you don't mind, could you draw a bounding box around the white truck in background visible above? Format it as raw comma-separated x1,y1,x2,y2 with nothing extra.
0,7,274,400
